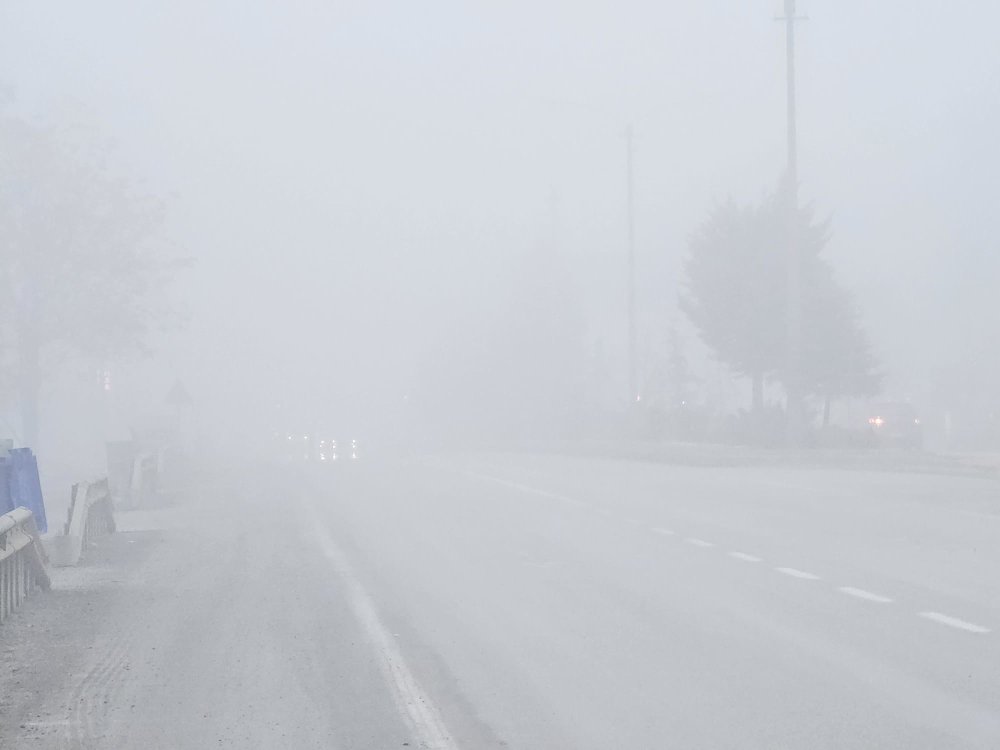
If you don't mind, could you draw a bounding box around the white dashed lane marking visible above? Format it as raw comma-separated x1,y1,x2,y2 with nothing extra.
838,586,893,603
685,538,716,548
458,470,996,638
919,612,991,634
465,471,580,506
775,567,821,580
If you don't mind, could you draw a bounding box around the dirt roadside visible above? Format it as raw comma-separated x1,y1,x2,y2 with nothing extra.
0,467,412,749
0,526,165,743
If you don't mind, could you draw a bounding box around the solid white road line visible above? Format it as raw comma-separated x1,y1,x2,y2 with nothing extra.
838,586,893,603
651,527,676,536
310,510,459,750
685,537,716,548
728,551,762,563
919,611,991,634
775,567,820,580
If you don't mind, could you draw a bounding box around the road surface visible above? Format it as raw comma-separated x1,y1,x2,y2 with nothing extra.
2,452,998,748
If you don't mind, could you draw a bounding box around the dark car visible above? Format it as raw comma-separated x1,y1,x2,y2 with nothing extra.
866,402,923,449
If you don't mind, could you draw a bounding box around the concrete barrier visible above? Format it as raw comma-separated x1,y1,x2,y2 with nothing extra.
107,440,161,508
48,480,116,568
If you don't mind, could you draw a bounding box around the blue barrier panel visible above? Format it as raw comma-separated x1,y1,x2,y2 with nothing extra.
6,449,47,534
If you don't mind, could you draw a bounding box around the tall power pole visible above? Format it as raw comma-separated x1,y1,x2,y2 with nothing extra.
780,0,806,445
784,0,801,197
626,124,638,404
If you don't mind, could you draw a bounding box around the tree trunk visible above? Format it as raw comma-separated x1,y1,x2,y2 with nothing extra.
822,395,831,428
751,372,764,414
19,328,40,449
750,372,766,445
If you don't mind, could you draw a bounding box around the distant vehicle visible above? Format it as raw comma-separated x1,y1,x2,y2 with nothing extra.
275,433,311,462
274,433,360,463
317,438,359,463
866,402,923,449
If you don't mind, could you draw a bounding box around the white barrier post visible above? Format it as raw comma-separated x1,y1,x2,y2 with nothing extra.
49,480,116,568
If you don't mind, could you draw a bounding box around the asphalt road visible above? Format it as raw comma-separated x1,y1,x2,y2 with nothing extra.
307,452,1000,749
3,452,998,748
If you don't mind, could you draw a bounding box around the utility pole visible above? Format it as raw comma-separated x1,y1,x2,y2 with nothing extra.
783,0,801,198
626,124,638,404
779,0,806,446
13,258,40,449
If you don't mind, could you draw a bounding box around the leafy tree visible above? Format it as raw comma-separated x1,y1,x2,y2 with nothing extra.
664,326,693,408
642,326,694,410
681,186,879,422
799,267,881,424
0,112,176,446
680,196,784,412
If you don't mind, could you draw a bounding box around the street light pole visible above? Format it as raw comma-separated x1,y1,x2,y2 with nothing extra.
780,0,805,445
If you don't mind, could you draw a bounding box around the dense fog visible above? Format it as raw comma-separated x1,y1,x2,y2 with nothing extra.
0,1,997,466
4,6,1000,749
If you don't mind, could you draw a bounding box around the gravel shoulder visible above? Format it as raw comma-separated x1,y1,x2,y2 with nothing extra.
0,528,161,743
1,467,411,749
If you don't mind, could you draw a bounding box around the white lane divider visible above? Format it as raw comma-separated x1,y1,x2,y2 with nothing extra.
685,537,716,548
465,471,580,506
460,468,994,638
309,510,459,750
838,586,893,603
775,567,821,580
919,611,991,634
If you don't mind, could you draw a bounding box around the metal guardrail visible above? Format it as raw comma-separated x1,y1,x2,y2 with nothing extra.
49,480,116,568
0,507,51,623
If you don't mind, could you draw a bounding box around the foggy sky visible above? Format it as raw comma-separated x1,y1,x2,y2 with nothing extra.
1,1,997,440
